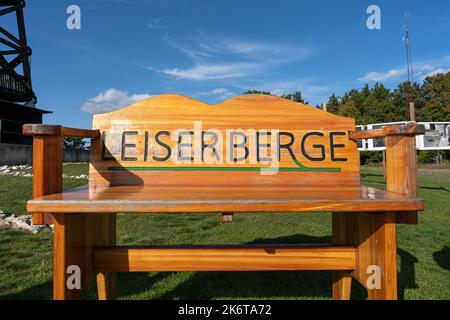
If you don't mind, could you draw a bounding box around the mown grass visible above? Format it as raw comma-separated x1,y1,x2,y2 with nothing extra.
0,164,449,300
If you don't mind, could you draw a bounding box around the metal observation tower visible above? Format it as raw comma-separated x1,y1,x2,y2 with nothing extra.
0,0,50,145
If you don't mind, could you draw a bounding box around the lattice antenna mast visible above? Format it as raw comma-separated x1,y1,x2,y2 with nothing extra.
404,4,414,83
404,2,416,121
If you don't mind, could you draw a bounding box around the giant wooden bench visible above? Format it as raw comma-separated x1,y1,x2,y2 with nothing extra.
23,94,424,300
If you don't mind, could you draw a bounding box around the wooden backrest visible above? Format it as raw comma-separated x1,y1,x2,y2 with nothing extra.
90,94,359,188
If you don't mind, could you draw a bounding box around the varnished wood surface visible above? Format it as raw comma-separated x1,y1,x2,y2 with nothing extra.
27,185,423,213
349,123,425,141
94,245,356,272
386,135,419,225
62,127,100,139
53,213,116,300
90,94,360,187
332,213,353,300
31,135,62,225
23,124,100,139
23,93,425,300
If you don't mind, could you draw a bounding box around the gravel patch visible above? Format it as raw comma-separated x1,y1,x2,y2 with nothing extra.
0,165,87,180
0,210,52,234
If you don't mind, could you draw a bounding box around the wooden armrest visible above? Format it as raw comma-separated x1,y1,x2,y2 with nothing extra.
23,124,98,225
23,124,100,139
348,123,425,141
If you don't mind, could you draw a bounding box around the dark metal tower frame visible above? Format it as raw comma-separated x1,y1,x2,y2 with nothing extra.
0,0,36,103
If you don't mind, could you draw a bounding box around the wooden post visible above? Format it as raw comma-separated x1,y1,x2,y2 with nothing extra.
32,136,62,225
386,134,418,224
409,102,416,122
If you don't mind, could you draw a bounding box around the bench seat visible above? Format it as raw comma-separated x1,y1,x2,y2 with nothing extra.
27,184,423,213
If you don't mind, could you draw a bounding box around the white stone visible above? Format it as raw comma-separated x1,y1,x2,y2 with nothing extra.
4,215,15,223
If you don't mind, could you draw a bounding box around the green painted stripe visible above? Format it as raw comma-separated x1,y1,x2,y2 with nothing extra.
107,166,341,173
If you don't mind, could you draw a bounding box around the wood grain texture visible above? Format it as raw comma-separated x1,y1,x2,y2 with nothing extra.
62,127,100,139
355,213,398,300
332,271,352,300
96,272,116,300
90,94,360,188
27,185,424,213
22,94,424,300
332,213,353,300
349,123,425,141
23,124,100,138
31,136,63,225
23,124,63,136
386,135,419,224
52,213,116,300
53,213,85,300
94,245,356,272
332,212,398,300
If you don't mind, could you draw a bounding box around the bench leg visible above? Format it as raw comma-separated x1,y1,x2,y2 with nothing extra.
333,212,398,300
95,213,117,300
97,272,117,300
332,271,352,300
53,213,116,300
352,213,398,300
53,213,87,300
332,213,353,300
221,213,234,223
357,214,397,300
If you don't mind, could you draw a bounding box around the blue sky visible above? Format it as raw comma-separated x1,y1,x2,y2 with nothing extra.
4,0,450,128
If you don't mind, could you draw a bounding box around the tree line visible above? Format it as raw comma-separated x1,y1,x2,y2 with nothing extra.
243,71,450,163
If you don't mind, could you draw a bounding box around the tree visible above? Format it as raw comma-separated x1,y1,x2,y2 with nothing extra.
326,94,340,114
338,100,360,119
392,81,422,121
242,90,272,96
282,91,308,104
242,89,309,104
64,137,87,150
420,72,450,121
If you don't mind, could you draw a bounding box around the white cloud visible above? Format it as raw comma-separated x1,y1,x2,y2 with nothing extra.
161,63,259,81
198,87,236,100
423,68,450,79
358,69,403,82
81,88,153,114
359,55,450,83
166,34,313,63
155,31,315,81
220,39,313,62
147,18,167,30
236,78,332,105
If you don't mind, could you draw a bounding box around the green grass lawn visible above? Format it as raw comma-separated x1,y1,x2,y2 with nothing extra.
0,164,449,300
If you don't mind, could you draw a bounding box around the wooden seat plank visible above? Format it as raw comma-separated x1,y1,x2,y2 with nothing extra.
94,245,356,272
27,184,423,213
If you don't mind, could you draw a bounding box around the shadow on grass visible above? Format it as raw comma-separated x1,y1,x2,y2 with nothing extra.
433,246,450,271
418,186,450,192
398,248,419,300
0,280,52,300
0,235,420,300
361,173,384,178
116,235,418,300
